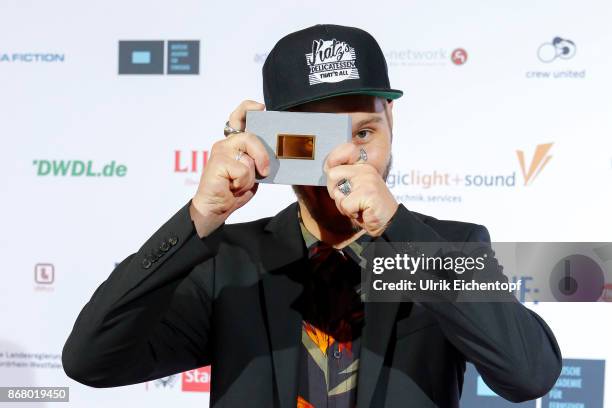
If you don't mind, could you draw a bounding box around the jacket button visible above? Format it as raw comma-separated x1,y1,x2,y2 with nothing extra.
160,241,170,252
168,236,178,246
142,258,152,269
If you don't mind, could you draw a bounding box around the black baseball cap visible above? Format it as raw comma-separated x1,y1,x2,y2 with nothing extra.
262,24,403,111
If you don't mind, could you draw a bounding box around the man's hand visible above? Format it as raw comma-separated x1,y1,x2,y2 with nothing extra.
324,143,398,237
190,100,269,238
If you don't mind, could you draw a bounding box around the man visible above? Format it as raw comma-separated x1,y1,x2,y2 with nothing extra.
62,24,561,407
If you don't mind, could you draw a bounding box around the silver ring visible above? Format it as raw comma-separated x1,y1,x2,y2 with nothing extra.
224,121,243,137
235,150,244,161
358,148,368,162
337,178,352,196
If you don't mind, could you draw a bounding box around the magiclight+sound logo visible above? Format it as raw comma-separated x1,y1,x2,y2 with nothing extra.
516,143,553,186
387,143,555,204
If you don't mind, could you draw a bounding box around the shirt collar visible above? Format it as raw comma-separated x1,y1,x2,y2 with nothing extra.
297,205,370,267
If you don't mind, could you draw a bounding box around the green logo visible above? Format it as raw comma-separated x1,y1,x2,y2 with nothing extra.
33,160,127,177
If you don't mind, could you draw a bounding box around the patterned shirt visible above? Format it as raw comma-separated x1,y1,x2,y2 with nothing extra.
296,209,369,408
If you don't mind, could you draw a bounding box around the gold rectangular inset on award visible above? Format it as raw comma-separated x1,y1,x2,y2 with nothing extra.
276,134,315,160
245,110,352,185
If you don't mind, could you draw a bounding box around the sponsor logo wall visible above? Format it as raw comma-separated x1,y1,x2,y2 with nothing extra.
1,0,611,407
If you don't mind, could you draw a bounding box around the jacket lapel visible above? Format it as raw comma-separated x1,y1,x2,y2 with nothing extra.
356,300,400,408
260,202,307,408
258,202,406,408
357,207,437,407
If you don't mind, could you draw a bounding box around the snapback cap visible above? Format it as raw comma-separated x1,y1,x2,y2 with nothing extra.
263,24,403,111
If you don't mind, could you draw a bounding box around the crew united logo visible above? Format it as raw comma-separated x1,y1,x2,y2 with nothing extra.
305,39,359,85
537,37,576,63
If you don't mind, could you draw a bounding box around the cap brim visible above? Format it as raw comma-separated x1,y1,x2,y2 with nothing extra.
275,88,403,111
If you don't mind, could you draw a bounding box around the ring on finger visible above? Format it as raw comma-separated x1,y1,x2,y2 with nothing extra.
358,147,368,162
337,178,352,196
235,149,244,161
224,121,244,137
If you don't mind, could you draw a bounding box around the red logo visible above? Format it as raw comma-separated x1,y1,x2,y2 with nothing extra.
181,366,211,392
174,150,209,173
35,263,54,284
451,48,468,65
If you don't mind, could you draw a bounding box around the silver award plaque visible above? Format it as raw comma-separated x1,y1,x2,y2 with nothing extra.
245,110,352,186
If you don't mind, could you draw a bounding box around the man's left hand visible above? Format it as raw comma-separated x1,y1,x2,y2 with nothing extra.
324,143,399,237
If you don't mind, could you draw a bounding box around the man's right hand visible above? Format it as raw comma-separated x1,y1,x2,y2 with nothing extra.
189,100,269,238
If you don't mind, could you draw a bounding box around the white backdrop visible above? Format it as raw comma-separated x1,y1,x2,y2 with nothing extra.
1,0,611,407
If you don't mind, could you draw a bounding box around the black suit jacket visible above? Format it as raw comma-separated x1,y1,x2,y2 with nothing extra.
62,200,562,407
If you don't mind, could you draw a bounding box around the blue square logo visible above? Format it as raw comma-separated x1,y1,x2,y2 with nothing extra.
118,41,164,74
167,40,200,75
131,51,151,64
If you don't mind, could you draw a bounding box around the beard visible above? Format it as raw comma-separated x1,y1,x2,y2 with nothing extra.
292,154,393,236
